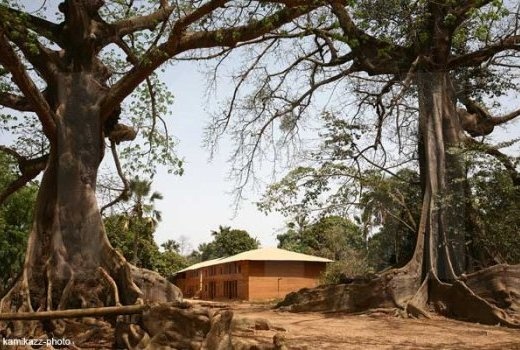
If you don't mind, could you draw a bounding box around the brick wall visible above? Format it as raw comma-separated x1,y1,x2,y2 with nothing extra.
247,261,326,301
173,260,327,301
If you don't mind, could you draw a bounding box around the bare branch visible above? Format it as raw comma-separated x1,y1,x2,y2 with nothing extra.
100,141,129,214
449,35,520,68
492,108,520,126
101,3,318,120
0,33,56,139
113,5,176,37
457,95,520,136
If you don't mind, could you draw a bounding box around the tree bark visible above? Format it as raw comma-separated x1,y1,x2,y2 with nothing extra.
417,70,467,280
0,73,181,338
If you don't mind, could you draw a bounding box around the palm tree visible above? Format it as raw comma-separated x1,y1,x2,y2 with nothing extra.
125,177,163,265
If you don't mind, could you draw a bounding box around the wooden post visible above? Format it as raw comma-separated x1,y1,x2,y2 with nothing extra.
0,304,149,321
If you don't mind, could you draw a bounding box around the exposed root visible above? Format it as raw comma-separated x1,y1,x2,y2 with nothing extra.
45,265,53,311
0,249,182,342
130,265,183,303
98,267,121,306
430,269,520,328
57,275,75,310
277,264,520,328
406,272,432,319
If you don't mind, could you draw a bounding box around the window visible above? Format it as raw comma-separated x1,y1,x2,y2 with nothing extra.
224,280,238,299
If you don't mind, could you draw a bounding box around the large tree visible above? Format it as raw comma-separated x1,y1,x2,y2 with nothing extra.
210,1,520,325
0,0,319,340
196,225,260,261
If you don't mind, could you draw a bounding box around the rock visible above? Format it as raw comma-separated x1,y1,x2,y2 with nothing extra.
141,303,210,348
254,318,271,331
232,317,281,332
202,310,234,350
273,333,288,350
131,267,183,303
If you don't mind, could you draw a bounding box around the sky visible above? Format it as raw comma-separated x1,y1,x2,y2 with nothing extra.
116,57,520,254
4,0,520,255
3,0,288,253
147,61,286,251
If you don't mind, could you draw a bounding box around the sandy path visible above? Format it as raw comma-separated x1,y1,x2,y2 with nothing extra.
192,301,520,349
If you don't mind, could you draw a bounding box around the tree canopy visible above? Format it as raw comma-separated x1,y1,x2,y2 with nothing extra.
0,0,322,343
195,225,260,261
211,0,520,326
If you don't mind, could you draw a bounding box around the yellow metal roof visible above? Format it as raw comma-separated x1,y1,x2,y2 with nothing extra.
175,247,332,274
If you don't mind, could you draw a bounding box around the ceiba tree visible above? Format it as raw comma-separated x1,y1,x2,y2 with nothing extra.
210,1,520,325
0,0,319,336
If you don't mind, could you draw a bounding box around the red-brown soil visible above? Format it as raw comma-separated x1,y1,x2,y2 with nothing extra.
192,300,520,350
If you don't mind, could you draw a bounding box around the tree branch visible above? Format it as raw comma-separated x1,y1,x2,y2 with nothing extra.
0,145,23,162
0,10,60,83
0,33,56,139
0,174,34,207
0,91,35,112
101,3,318,119
100,141,129,214
112,5,176,38
492,108,520,126
329,1,413,75
449,35,520,68
459,95,520,132
466,138,520,187
0,147,47,206
0,5,63,46
452,0,494,28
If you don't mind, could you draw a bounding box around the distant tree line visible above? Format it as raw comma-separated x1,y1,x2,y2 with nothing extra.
262,163,520,284
2,147,517,293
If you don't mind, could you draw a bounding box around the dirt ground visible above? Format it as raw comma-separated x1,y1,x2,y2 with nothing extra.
192,300,520,350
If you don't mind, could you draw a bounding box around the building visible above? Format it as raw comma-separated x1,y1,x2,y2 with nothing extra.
172,247,332,301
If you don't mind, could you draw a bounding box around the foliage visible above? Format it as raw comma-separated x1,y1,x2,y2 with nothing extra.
320,250,372,285
104,215,188,277
196,225,260,261
277,215,371,283
161,239,181,253
0,154,37,293
469,157,520,264
278,215,364,260
105,215,157,270
261,119,423,270
361,169,422,271
123,177,163,264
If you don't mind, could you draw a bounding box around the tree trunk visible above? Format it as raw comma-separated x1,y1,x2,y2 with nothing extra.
277,70,520,327
0,73,181,338
417,70,466,280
